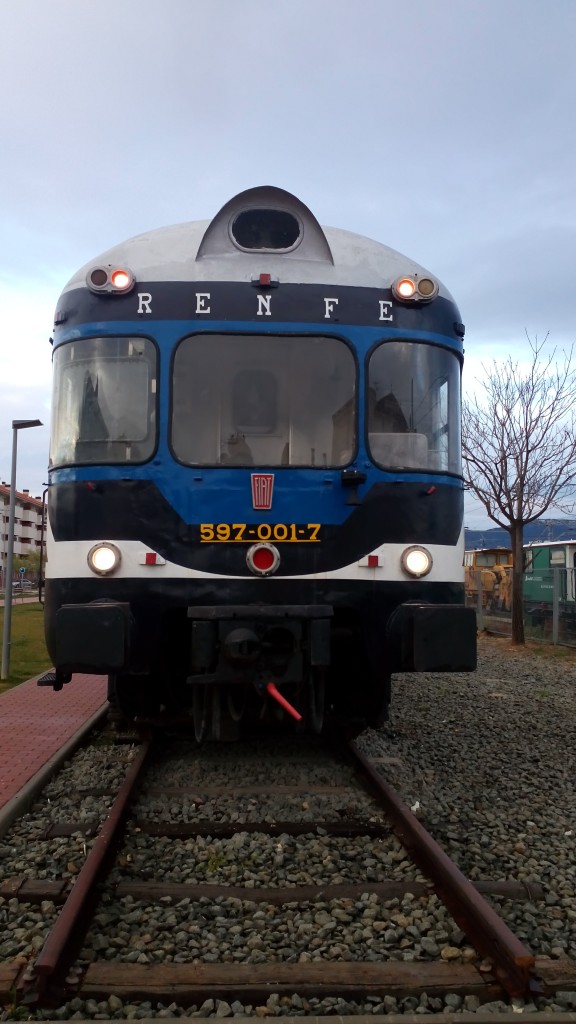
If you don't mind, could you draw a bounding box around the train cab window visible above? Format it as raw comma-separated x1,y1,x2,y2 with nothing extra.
367,341,461,474
50,337,157,467
550,548,567,567
171,333,356,468
476,553,497,567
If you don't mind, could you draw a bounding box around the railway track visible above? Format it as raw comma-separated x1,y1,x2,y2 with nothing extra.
0,724,574,1014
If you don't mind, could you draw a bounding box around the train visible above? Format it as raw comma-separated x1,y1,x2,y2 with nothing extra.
42,185,477,737
524,540,576,604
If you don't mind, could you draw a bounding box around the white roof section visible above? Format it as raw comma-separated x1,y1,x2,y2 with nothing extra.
61,186,456,301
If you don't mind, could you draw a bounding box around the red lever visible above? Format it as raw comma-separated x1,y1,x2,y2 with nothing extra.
265,682,302,722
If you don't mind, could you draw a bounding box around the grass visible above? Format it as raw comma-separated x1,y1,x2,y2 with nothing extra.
0,601,51,692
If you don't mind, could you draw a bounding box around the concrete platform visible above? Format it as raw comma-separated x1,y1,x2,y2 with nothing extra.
0,672,107,813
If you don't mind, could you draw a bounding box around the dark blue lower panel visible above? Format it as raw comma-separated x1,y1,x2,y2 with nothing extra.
44,575,474,677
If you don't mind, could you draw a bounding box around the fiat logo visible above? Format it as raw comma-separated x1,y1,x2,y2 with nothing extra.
251,473,274,510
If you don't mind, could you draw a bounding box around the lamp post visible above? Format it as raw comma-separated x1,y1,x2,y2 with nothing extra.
1,419,43,680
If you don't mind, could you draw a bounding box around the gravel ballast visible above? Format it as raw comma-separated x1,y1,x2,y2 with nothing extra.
359,634,576,965
1,633,575,1018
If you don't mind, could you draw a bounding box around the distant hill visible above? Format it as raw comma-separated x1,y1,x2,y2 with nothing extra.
465,519,576,550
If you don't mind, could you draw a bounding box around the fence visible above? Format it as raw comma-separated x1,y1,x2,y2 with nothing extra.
0,570,40,593
465,567,576,647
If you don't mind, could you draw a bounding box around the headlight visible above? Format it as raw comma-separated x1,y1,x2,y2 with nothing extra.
392,275,439,303
86,265,135,294
401,545,432,578
87,543,121,576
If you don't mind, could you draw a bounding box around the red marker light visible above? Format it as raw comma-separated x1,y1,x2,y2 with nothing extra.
111,269,132,290
396,277,416,298
259,273,271,286
246,543,280,576
252,547,275,571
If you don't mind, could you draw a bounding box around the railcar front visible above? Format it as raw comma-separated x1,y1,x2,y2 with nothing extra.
43,186,476,735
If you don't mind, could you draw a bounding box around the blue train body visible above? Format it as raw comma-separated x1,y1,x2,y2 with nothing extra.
43,186,476,735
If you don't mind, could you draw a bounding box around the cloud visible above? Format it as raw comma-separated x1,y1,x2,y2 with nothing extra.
2,0,575,522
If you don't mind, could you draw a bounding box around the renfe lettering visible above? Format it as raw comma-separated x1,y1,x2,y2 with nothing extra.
134,291,396,323
256,294,272,316
137,292,152,314
195,293,211,314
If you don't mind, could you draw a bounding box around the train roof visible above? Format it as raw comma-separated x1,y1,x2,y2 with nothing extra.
525,539,576,548
465,547,513,554
60,185,457,301
466,541,576,554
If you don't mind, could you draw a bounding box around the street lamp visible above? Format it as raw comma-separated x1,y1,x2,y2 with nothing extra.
1,419,43,680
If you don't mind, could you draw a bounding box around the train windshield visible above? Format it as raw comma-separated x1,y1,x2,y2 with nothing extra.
50,337,157,467
172,333,356,467
367,341,461,474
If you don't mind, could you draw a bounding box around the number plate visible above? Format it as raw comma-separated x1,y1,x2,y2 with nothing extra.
200,523,321,543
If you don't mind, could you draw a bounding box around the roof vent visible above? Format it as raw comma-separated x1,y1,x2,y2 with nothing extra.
196,186,333,264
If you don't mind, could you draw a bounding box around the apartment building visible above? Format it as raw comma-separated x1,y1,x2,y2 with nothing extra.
0,482,46,579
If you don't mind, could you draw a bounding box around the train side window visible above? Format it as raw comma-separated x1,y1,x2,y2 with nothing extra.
49,337,157,467
367,340,461,474
550,548,566,567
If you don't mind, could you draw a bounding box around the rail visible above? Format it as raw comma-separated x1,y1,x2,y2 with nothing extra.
22,737,154,1004
347,741,539,999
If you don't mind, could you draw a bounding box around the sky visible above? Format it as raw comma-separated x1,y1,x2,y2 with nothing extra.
1,0,575,529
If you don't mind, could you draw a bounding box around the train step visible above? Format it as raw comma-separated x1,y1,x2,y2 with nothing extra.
37,670,57,686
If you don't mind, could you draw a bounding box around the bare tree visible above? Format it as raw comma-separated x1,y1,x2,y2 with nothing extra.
462,333,576,644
